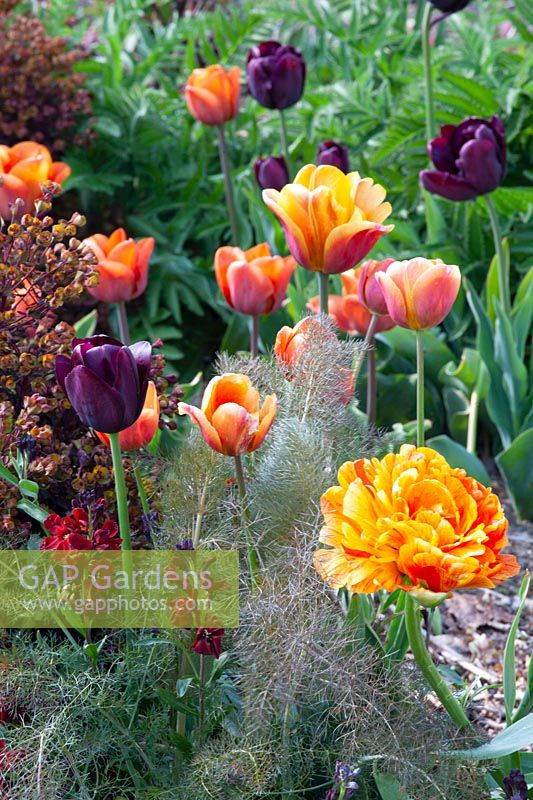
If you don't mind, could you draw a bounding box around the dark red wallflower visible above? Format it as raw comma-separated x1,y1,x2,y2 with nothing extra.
40,506,122,550
191,628,224,658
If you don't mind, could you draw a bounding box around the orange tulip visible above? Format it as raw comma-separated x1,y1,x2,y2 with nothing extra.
11,279,41,316
214,242,295,316
263,164,393,274
178,373,277,456
358,257,395,316
314,444,519,597
307,267,395,335
185,65,241,126
0,141,70,218
96,381,159,451
375,257,461,330
83,228,155,304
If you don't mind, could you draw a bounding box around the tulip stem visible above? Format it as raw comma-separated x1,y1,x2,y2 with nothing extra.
405,593,472,729
422,3,435,141
109,432,132,551
250,315,259,358
416,330,425,447
353,312,379,386
466,389,479,454
485,194,511,316
233,455,260,590
132,461,150,516
216,125,239,243
278,109,290,173
116,301,131,345
318,272,329,317
366,342,377,425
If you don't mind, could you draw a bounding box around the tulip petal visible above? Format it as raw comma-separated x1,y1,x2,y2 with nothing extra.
113,347,142,425
131,237,154,298
65,365,126,432
411,263,461,328
375,271,409,328
0,173,31,217
49,161,71,184
457,137,503,195
107,239,136,266
185,86,225,126
244,242,271,260
420,170,478,201
107,228,128,251
249,393,277,451
323,221,393,275
226,260,274,316
89,259,136,303
202,373,259,419
211,402,259,456
55,355,72,391
129,340,152,387
178,402,223,454
263,188,312,270
255,255,295,313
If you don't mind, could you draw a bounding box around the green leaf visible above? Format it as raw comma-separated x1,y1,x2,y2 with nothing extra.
427,435,491,485
16,499,49,524
0,463,19,488
374,770,410,799
503,574,530,723
74,309,98,338
496,428,533,521
450,713,533,759
18,479,40,500
175,677,193,698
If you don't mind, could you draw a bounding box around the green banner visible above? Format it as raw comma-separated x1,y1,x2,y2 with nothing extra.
0,550,239,629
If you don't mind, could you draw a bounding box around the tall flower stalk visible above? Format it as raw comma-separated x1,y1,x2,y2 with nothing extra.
216,125,240,243
416,331,425,446
109,432,132,550
234,455,260,589
421,3,435,142
485,194,511,316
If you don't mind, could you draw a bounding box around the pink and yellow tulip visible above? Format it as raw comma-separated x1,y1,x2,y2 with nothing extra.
178,373,277,457
262,164,393,274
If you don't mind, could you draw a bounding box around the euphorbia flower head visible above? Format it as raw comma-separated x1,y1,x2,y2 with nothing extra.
307,267,395,336
214,242,295,316
358,257,395,316
254,155,289,191
96,381,159,451
0,140,70,218
375,257,461,330
314,444,519,598
178,373,277,457
420,116,506,201
56,335,151,433
246,41,305,110
185,65,240,126
83,228,155,304
317,140,350,173
263,164,393,274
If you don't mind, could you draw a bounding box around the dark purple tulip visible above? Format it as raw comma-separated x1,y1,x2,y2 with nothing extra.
246,41,306,110
317,140,350,173
254,155,289,191
429,0,471,11
420,116,506,201
56,335,151,433
503,770,527,800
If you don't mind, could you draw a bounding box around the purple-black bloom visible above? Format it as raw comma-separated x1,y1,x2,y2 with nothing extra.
503,769,528,800
254,155,289,191
246,41,306,110
429,0,471,12
56,335,151,433
420,116,506,201
317,140,350,173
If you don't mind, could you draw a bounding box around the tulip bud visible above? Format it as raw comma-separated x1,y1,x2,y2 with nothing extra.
178,373,277,457
429,0,471,12
358,258,395,316
375,257,461,330
214,242,295,317
317,140,350,173
420,116,506,201
96,381,159,451
246,41,306,110
185,65,241,126
83,228,155,304
56,335,151,433
254,155,289,191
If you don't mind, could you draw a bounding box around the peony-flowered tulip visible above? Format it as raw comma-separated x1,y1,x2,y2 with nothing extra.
375,257,461,330
214,242,295,317
178,373,277,457
254,155,289,191
358,258,395,316
56,335,151,433
0,141,70,218
95,381,159,451
83,228,155,304
429,0,470,12
420,116,506,201
246,41,305,110
263,164,393,274
307,268,395,335
185,65,241,126
317,140,350,173
314,444,519,596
